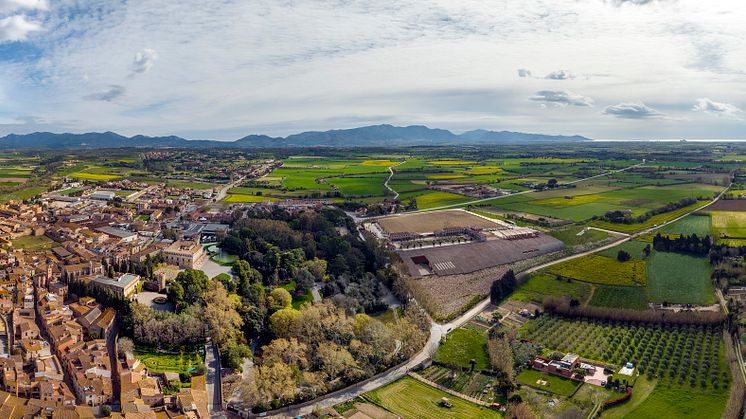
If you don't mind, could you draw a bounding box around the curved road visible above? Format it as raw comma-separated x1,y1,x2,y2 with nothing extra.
383,161,406,200
266,171,729,418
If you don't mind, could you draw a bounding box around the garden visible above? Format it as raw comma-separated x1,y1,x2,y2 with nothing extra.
516,369,581,397
434,327,491,370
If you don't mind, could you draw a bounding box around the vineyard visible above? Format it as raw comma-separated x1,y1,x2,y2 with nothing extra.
522,315,729,390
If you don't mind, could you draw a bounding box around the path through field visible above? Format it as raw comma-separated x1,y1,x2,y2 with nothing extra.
384,160,405,199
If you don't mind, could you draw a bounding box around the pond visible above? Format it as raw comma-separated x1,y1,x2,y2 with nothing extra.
206,245,238,265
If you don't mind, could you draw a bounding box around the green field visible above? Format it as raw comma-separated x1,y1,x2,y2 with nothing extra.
545,254,646,286
134,347,204,374
511,273,592,304
0,186,48,202
165,179,216,190
589,285,648,310
516,369,581,397
434,328,490,370
70,172,121,181
549,225,610,246
362,376,502,419
624,382,729,419
596,240,650,260
710,211,746,240
660,214,712,236
11,235,57,250
645,252,715,305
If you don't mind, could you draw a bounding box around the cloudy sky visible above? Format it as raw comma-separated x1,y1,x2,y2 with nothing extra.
0,0,745,140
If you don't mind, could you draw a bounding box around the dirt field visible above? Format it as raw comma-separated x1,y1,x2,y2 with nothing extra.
400,234,565,278
377,209,500,233
707,199,746,211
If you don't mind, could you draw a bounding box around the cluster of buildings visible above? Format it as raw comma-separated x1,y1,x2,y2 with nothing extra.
0,179,232,417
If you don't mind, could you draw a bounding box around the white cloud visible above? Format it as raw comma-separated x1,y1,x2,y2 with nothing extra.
693,98,741,118
0,0,745,140
84,85,125,102
0,0,47,12
0,14,41,42
531,90,594,107
131,49,158,75
603,102,665,119
545,69,574,80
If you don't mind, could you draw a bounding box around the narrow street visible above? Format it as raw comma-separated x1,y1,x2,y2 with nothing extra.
205,340,223,414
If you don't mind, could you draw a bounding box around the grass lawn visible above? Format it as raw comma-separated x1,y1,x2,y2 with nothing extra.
600,377,656,418
134,346,204,375
549,225,609,246
516,369,581,397
511,273,592,304
363,376,501,419
11,235,56,250
624,382,729,419
645,252,715,305
545,254,646,286
434,328,490,370
589,285,648,310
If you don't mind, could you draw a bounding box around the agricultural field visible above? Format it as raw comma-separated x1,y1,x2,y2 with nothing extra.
521,314,731,418
710,210,746,242
434,327,490,370
645,252,715,305
545,254,646,286
361,376,502,419
522,316,728,393
658,213,712,236
511,273,592,305
549,225,610,247
590,285,649,310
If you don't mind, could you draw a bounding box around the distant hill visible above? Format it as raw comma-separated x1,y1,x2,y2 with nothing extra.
0,124,591,149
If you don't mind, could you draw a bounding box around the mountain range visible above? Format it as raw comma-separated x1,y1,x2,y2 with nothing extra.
0,125,590,149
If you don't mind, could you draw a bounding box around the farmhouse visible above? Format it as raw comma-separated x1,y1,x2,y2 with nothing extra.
531,353,588,379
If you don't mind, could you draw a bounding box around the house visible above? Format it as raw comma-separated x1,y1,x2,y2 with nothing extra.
531,353,581,379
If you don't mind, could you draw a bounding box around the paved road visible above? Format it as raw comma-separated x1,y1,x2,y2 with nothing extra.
205,340,222,413
215,176,246,202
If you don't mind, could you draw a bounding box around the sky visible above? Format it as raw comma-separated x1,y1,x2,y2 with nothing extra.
0,0,745,140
